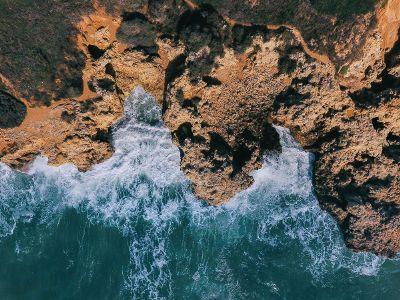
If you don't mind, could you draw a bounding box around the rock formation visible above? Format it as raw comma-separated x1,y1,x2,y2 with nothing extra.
1,0,400,256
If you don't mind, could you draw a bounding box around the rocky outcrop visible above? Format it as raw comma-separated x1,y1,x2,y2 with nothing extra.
1,0,400,256
272,33,400,256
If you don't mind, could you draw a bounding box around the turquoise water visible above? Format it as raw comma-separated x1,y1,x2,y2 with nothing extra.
0,87,399,299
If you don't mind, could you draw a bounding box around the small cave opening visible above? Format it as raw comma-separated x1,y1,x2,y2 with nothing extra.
371,117,385,131
231,144,253,178
175,122,194,145
105,63,116,77
202,76,222,86
87,45,106,60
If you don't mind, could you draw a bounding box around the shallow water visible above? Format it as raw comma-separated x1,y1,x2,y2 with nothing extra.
0,87,399,299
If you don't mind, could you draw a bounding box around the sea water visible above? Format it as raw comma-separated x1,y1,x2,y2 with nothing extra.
0,87,399,299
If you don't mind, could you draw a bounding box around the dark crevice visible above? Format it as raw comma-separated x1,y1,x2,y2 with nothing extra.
382,145,400,162
0,91,27,128
97,78,115,92
92,128,112,143
349,30,400,108
371,117,384,131
274,86,311,108
121,12,148,22
260,122,281,152
87,45,106,60
387,132,400,144
278,55,297,75
208,132,231,156
231,144,252,178
163,54,187,113
105,63,116,77
174,122,206,145
309,126,341,150
180,96,201,116
383,132,400,162
202,75,222,86
80,99,97,113
61,111,76,123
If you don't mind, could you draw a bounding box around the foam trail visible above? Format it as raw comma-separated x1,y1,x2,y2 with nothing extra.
234,126,384,280
0,86,389,299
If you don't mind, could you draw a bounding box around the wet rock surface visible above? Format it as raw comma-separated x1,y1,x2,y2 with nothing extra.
1,0,400,256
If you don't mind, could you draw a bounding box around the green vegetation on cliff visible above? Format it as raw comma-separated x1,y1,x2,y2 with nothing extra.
310,0,378,20
0,0,92,104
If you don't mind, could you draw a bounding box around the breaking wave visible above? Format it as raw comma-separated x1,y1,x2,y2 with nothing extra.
0,87,390,299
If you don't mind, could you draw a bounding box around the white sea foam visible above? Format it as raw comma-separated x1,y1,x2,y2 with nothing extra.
0,86,389,298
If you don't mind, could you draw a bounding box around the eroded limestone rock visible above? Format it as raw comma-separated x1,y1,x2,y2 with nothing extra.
1,0,400,256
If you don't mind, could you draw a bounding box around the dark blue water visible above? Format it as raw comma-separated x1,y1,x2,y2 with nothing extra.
0,87,399,299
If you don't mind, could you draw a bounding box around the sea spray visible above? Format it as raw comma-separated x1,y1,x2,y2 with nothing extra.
0,87,394,299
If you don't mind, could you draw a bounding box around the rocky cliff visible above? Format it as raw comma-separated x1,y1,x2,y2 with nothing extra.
0,0,400,256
